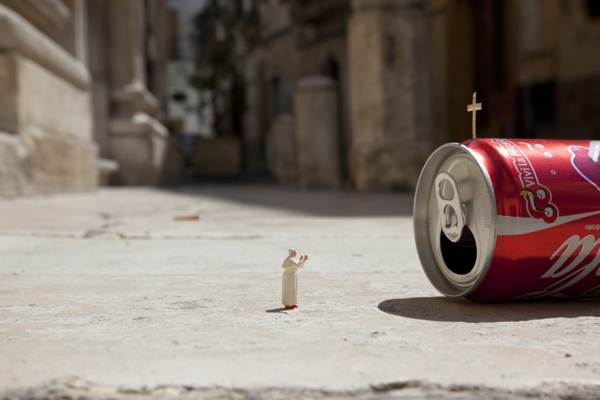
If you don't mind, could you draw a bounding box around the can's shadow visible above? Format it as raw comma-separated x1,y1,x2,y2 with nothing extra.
378,296,600,323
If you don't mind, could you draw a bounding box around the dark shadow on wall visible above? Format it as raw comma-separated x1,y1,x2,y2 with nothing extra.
378,296,600,323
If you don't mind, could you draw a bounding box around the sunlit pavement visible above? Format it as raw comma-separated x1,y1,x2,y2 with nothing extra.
1,185,600,399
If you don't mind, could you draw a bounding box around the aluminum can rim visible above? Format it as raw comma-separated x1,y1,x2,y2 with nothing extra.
413,142,497,297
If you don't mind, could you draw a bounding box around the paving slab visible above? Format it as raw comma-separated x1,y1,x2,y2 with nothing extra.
1,185,600,399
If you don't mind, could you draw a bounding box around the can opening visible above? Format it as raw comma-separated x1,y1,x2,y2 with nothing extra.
439,226,477,275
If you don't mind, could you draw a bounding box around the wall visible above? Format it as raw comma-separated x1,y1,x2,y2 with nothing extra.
0,1,97,195
556,0,600,138
429,0,600,141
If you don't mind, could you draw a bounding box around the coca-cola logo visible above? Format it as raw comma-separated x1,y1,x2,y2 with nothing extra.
493,139,559,223
569,145,600,193
519,234,600,298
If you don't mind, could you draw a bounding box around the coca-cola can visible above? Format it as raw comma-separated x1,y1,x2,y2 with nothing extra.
413,138,600,301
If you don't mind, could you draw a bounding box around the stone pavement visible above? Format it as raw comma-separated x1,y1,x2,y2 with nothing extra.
1,185,600,399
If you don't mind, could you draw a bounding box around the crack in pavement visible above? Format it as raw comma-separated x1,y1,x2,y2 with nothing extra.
81,213,123,239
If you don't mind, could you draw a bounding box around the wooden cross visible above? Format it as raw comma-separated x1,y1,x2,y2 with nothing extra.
467,92,482,139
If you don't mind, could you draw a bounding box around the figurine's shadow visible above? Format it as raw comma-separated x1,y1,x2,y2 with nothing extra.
265,307,289,314
379,296,600,323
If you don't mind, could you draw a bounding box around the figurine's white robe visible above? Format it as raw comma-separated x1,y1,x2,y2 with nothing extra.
282,256,304,306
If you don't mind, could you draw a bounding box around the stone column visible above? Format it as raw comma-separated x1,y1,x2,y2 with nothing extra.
108,0,144,91
86,0,109,157
106,0,167,185
72,0,87,66
348,0,431,191
270,113,296,184
294,76,340,189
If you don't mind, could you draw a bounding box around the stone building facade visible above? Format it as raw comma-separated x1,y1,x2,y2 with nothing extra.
0,0,169,196
234,0,600,191
5,0,598,196
241,0,432,191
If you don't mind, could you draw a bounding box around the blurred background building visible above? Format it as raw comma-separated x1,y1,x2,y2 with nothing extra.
229,0,432,191
429,0,600,144
0,0,171,196
0,0,599,196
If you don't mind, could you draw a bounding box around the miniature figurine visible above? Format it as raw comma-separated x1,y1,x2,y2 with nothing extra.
282,248,308,310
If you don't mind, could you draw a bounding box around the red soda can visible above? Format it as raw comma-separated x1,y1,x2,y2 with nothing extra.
413,138,600,301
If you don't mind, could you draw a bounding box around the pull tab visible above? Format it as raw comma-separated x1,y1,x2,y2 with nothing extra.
434,172,466,243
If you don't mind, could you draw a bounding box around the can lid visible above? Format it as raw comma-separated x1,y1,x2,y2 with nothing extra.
413,143,496,297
